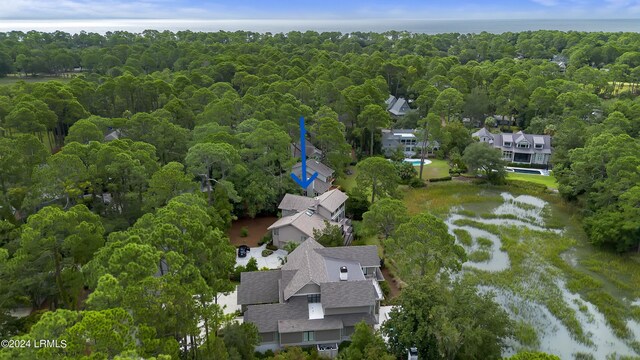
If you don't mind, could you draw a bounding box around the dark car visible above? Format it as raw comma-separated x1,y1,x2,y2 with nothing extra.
237,245,250,258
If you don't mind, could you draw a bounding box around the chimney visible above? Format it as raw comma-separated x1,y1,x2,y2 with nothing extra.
339,266,348,281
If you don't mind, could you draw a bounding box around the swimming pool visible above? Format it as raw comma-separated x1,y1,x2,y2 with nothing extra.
505,167,550,176
404,159,432,166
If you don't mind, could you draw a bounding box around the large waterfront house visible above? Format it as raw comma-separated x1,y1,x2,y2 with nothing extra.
472,128,552,166
381,129,440,158
268,189,353,247
237,238,384,356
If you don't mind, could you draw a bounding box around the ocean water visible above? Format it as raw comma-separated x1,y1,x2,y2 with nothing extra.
1,18,639,34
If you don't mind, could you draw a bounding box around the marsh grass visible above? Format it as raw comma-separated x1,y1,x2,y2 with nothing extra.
477,237,493,248
453,228,473,246
403,182,502,217
399,180,640,348
514,320,540,348
468,250,492,262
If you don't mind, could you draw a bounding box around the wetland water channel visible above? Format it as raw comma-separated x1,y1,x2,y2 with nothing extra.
444,191,640,359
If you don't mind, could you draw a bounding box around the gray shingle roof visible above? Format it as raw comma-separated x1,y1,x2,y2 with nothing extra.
315,245,380,267
277,189,347,214
292,160,334,178
281,238,329,299
237,270,281,305
326,313,377,327
268,212,333,238
244,296,308,333
278,194,317,212
472,128,494,139
385,95,397,110
315,189,348,213
389,97,409,116
278,318,343,333
321,280,377,309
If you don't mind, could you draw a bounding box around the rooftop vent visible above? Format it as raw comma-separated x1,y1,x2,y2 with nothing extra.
339,266,348,281
305,209,315,216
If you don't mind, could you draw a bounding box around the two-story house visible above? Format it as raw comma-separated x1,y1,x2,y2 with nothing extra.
237,238,385,357
291,159,335,197
381,129,440,158
472,128,552,166
269,189,352,247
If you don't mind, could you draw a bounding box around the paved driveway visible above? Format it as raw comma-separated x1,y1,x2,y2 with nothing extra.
235,244,288,269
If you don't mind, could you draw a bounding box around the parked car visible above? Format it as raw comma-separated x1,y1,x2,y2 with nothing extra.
407,347,418,360
238,245,250,258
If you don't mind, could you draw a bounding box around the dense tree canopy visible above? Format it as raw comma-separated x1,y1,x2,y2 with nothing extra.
1,27,640,359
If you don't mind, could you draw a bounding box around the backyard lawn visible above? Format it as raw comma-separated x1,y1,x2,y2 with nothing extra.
506,172,558,189
334,166,357,192
417,159,450,180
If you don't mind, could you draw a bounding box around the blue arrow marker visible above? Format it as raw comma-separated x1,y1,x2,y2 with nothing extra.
291,116,319,190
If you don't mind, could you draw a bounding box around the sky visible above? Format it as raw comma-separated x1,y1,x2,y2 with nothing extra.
1,0,639,20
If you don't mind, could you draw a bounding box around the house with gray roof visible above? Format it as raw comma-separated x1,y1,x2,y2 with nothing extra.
385,95,410,117
381,129,440,158
270,189,352,247
291,159,335,196
472,128,553,166
291,139,322,160
238,238,384,354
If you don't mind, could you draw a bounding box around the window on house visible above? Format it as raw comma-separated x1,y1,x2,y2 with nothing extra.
405,146,411,151
301,235,307,242
518,142,530,148
273,228,279,236
307,294,321,303
503,151,513,159
504,142,512,147
535,144,543,149
303,331,315,342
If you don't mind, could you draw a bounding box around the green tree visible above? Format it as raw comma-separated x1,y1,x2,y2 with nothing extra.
462,142,506,184
339,321,394,360
313,221,344,247
358,104,390,156
185,142,242,205
382,275,512,360
433,88,464,123
355,157,399,203
142,162,198,213
311,107,352,175
65,118,103,144
384,212,466,279
362,198,408,239
221,322,260,360
12,205,105,310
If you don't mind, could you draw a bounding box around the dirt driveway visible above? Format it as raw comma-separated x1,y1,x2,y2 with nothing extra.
228,216,278,247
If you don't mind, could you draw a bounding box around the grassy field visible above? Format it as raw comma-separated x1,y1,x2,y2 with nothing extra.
417,159,450,180
506,172,558,189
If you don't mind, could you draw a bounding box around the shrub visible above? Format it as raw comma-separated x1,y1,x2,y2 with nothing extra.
240,226,249,237
230,265,246,281
261,249,273,257
380,280,391,297
266,243,278,251
429,176,452,182
258,232,273,245
245,257,258,272
409,177,426,188
394,161,417,182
